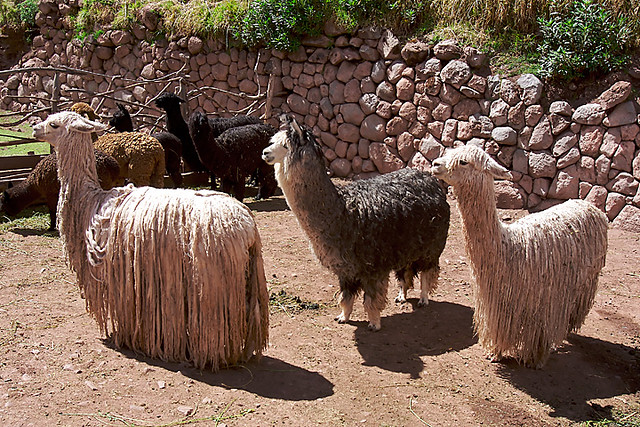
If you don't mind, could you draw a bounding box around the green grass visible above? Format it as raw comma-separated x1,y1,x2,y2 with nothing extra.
0,206,54,234
48,0,639,79
0,110,46,157
580,406,640,427
0,141,49,157
1,0,637,81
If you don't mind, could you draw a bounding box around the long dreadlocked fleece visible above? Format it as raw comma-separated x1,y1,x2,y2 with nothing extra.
432,145,608,368
35,111,269,371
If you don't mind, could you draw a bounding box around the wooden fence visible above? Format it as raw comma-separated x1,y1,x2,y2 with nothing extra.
0,63,273,190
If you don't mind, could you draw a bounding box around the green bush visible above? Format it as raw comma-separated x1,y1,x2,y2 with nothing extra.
237,0,327,51
18,0,39,27
537,0,631,80
70,0,116,40
0,0,39,28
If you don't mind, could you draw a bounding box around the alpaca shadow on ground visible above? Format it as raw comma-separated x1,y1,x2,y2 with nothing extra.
353,300,476,379
184,356,334,400
9,227,57,237
245,196,289,212
102,342,334,401
496,334,640,422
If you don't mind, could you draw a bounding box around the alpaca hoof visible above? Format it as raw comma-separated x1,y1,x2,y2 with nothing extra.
335,314,347,324
367,322,381,331
417,298,429,307
488,353,504,363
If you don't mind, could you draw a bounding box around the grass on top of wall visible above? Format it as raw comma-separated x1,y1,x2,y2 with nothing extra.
1,0,638,80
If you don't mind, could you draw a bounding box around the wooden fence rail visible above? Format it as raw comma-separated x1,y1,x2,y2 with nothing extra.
1,62,270,128
0,62,272,191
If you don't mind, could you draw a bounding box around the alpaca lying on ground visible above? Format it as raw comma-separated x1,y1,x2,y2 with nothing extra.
431,144,608,368
263,114,450,330
0,150,120,230
33,111,269,370
69,103,166,188
190,111,277,201
110,103,184,187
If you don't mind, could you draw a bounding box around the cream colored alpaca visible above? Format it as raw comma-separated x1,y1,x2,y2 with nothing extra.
432,145,608,368
33,111,269,371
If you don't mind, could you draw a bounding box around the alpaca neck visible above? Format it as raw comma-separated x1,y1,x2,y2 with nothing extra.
276,157,346,239
453,175,504,270
56,134,102,193
55,132,104,235
168,110,201,167
166,109,188,135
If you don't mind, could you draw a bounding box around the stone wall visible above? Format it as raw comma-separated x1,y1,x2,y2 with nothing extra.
1,0,639,231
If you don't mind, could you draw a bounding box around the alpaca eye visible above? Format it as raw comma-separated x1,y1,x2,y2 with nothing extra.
459,160,468,166
50,123,59,129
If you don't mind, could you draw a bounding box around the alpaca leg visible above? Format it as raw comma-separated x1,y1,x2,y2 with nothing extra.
335,291,355,324
149,160,165,188
364,278,389,331
169,171,183,188
233,176,246,201
166,153,183,188
487,351,505,363
46,197,57,231
531,332,551,369
221,179,234,195
394,269,414,303
256,164,277,199
418,266,439,307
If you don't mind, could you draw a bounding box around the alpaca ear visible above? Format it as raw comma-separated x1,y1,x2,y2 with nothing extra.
290,117,303,140
487,159,513,180
117,103,127,112
70,116,106,134
278,113,292,130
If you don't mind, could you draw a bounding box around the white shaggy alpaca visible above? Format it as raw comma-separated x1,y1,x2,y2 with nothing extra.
431,144,608,368
33,111,269,371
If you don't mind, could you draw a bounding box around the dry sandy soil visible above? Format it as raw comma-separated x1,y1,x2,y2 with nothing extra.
0,193,638,427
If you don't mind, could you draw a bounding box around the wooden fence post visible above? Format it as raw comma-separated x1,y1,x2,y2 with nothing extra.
178,77,189,118
51,72,60,114
265,74,275,121
49,71,60,153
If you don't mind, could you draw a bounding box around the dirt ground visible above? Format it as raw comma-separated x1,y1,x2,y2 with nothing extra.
0,193,638,427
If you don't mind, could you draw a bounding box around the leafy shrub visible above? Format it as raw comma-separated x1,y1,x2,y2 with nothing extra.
0,1,19,27
537,0,631,80
70,0,116,39
237,0,326,51
0,0,38,28
18,0,39,27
